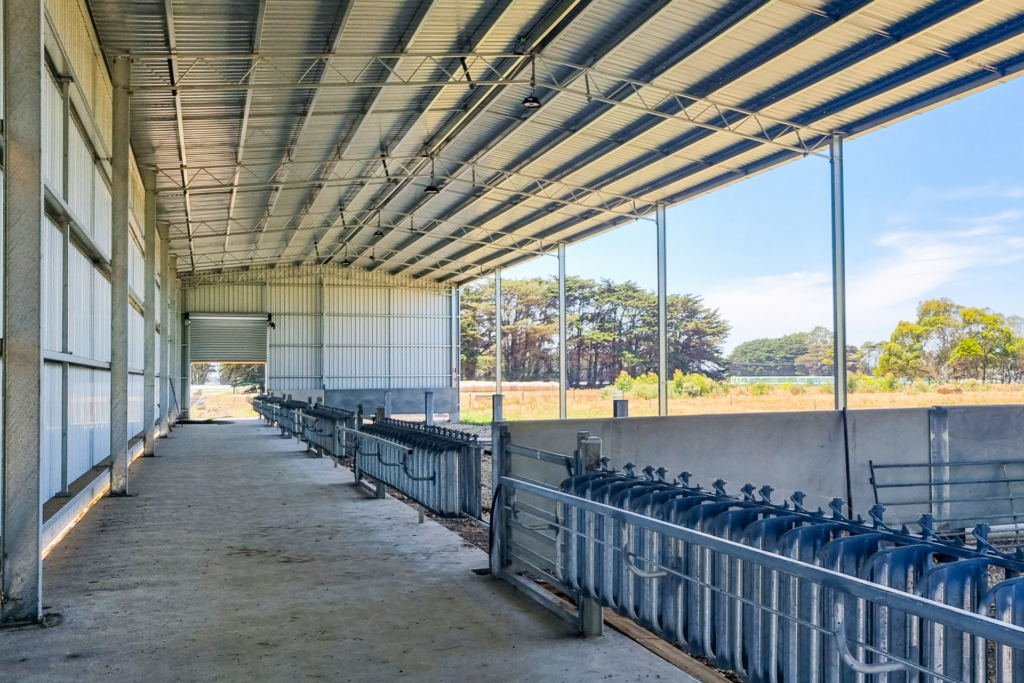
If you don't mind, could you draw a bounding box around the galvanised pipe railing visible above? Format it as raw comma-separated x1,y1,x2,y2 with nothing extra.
490,423,1024,683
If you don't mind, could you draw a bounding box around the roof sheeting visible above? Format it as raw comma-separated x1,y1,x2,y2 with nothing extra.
85,0,1024,283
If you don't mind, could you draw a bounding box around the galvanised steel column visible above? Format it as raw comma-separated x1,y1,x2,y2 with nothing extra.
494,268,502,395
2,0,45,625
109,56,131,494
830,134,848,410
450,286,461,423
143,169,157,454
159,225,171,434
167,256,178,423
656,203,668,416
558,244,567,420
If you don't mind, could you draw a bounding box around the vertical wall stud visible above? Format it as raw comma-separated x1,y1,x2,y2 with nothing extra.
830,134,848,411
558,244,567,420
142,169,157,454
109,56,131,494
2,0,45,625
656,203,668,416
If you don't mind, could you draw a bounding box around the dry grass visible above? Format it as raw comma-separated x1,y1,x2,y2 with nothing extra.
190,393,258,419
460,385,1024,422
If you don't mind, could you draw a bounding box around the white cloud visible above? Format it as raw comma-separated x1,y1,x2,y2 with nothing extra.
707,225,1024,351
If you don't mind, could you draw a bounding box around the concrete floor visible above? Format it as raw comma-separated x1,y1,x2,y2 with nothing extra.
1,419,688,683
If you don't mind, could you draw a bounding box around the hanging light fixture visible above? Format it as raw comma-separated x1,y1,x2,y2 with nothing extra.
424,157,440,195
373,213,384,238
341,245,351,267
522,55,541,108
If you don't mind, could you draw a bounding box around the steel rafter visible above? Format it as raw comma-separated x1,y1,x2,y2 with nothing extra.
271,0,443,265
288,0,595,269
222,0,268,266
414,0,1010,280
375,0,799,275
163,0,196,270
288,0,523,268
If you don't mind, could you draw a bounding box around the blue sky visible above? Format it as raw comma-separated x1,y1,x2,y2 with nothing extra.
502,77,1024,352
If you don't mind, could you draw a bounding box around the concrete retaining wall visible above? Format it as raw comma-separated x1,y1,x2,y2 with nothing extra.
504,405,1022,524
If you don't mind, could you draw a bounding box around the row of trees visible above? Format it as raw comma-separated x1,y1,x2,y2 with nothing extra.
461,277,730,385
874,299,1023,383
727,327,864,376
725,299,1024,384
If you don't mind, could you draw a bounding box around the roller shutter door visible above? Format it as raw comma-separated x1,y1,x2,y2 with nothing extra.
189,314,267,362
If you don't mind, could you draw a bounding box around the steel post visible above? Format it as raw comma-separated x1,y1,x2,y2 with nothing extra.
181,310,190,420
574,431,604,636
494,268,502,395
830,134,848,410
425,391,434,426
159,223,171,433
450,286,461,423
143,170,157,454
492,394,503,422
168,256,178,423
109,56,131,493
558,244,567,420
384,390,392,418
656,203,668,416
613,399,629,418
1,0,45,625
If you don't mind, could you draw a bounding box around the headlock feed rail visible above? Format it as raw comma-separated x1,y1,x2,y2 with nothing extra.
344,417,483,519
490,422,1024,683
301,405,356,457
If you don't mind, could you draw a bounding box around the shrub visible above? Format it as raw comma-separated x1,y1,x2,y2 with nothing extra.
959,379,988,392
750,382,774,396
631,381,659,400
787,383,807,395
819,383,834,394
613,370,633,391
902,379,932,395
671,370,720,397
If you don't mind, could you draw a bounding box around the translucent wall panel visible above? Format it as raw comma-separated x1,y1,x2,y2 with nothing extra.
93,270,111,362
128,237,144,301
67,118,94,230
92,370,111,463
128,374,143,439
42,218,64,352
43,73,63,191
128,306,144,370
67,366,94,481
41,362,63,500
93,168,112,259
68,242,93,358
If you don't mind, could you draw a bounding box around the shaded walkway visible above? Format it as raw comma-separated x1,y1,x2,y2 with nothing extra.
1,420,685,682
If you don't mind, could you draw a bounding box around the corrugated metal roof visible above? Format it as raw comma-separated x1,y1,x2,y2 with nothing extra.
85,0,1024,282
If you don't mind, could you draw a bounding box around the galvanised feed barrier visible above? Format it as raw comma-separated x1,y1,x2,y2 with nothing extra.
358,418,484,520
337,423,467,518
276,400,308,439
490,422,1024,683
301,405,356,457
252,394,282,425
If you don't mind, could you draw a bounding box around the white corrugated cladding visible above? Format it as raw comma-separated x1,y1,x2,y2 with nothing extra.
183,267,455,392
41,363,64,500
10,0,167,521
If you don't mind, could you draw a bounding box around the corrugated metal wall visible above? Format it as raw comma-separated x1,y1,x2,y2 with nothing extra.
183,269,455,392
11,9,178,520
